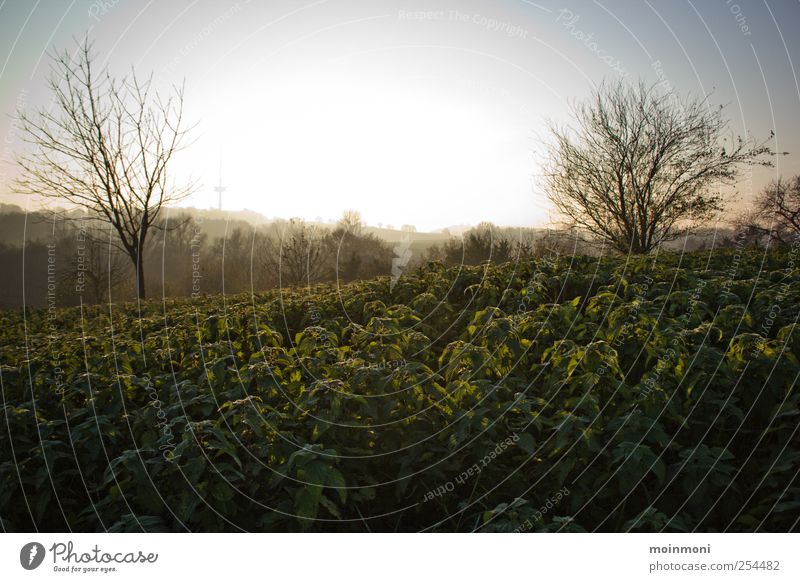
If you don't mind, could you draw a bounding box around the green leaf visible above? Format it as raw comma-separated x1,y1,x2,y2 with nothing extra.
326,467,347,504
318,494,342,519
517,433,536,455
294,486,322,523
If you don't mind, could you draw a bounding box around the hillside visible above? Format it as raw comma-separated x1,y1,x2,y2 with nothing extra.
1,249,798,532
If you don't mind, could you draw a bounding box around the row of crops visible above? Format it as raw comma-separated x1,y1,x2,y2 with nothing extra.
1,249,798,531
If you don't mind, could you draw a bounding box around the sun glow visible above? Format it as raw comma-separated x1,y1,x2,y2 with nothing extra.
181,70,548,230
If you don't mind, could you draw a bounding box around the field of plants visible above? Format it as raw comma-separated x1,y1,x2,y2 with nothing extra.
1,248,799,532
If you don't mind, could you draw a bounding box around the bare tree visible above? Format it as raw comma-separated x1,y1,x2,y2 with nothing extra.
440,223,516,266
738,175,800,246
156,213,204,296
261,219,331,287
543,79,776,254
14,39,194,298
79,227,132,304
336,210,364,236
208,226,254,294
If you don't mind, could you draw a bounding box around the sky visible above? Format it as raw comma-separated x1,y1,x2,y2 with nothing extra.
0,0,798,231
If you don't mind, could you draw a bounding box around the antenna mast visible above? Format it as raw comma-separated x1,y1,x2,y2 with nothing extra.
213,157,227,211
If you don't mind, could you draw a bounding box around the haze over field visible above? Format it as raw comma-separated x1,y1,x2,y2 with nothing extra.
1,0,799,230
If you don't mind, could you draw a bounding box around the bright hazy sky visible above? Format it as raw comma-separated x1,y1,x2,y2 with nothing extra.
1,0,799,231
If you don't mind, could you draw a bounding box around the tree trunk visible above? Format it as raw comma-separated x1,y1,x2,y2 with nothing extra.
133,253,146,299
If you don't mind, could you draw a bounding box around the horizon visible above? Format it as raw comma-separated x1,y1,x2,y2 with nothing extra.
1,0,799,230
0,200,745,237
0,199,557,233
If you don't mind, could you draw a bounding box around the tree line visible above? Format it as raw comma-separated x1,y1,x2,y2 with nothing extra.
0,211,384,309
6,200,793,311
0,208,575,309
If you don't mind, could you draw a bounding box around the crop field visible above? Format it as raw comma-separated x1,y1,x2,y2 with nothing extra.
1,249,798,532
